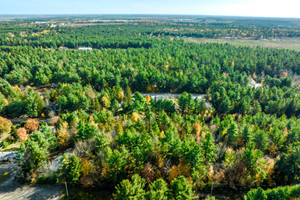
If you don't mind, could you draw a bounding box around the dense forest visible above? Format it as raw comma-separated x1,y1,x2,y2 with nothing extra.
0,16,299,200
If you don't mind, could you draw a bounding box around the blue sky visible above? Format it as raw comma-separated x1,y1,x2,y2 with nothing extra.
1,0,299,18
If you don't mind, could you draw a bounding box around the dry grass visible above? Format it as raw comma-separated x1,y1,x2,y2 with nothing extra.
0,132,9,141
185,37,300,51
2,141,22,151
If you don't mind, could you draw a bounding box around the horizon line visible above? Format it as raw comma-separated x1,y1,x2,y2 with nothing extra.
0,14,299,19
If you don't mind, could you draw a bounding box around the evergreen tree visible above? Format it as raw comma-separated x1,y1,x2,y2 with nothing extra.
170,176,195,200
201,132,216,164
114,174,146,200
146,179,169,200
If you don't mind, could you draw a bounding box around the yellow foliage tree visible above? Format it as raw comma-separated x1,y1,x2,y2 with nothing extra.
193,122,201,142
146,95,151,104
101,96,109,108
81,158,93,177
131,112,139,122
168,160,190,182
264,158,275,186
269,143,277,157
115,123,124,136
156,155,164,169
57,128,70,148
207,165,214,182
160,131,164,139
116,90,124,102
0,117,12,134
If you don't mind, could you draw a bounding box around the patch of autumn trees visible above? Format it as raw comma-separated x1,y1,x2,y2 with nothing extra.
13,91,299,199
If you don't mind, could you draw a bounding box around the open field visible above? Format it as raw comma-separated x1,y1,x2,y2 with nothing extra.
185,37,300,51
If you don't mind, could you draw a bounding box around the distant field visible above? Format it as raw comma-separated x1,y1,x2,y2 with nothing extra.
185,37,300,51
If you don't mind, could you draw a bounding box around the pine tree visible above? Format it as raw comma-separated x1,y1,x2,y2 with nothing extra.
146,179,169,200
114,174,146,200
170,176,195,200
202,132,216,164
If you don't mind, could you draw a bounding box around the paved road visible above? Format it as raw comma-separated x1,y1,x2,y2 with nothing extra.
0,151,18,162
141,93,211,109
141,93,207,100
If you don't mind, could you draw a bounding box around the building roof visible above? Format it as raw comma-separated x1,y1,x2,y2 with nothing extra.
78,47,93,50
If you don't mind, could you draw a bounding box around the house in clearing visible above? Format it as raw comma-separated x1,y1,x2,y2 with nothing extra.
78,47,93,50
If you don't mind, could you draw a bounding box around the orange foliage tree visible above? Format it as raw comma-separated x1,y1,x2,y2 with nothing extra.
17,128,29,142
24,118,39,133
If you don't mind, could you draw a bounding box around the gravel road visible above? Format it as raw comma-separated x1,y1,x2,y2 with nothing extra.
0,163,63,200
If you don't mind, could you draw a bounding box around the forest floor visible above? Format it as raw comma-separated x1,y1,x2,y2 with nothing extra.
185,37,300,51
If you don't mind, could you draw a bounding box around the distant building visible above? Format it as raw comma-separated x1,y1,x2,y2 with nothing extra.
35,21,49,24
78,47,93,50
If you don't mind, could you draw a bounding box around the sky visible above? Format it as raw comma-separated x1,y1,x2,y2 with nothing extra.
0,0,299,18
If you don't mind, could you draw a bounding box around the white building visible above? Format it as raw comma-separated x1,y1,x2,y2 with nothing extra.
78,47,93,50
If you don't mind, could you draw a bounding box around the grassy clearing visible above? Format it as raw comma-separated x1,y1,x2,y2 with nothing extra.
185,37,300,51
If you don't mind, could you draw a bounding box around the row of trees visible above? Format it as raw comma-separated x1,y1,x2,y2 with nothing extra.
0,40,299,93
245,184,300,200
114,175,195,200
